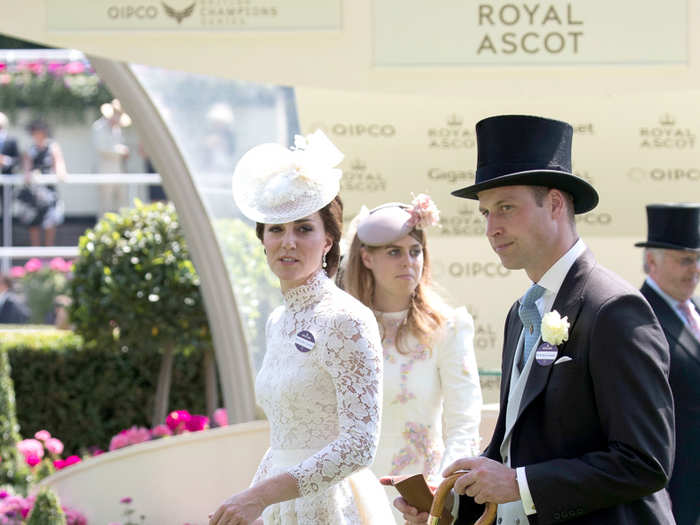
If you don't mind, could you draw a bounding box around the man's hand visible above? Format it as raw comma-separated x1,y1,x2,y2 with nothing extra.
444,457,520,504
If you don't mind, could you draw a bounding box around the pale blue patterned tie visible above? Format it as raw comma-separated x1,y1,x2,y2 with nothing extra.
519,284,545,368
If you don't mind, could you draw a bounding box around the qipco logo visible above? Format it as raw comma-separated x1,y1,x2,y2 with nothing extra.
330,123,396,138
575,212,612,226
107,4,158,19
448,261,511,278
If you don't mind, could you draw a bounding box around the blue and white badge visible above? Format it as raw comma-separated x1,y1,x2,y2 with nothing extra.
535,342,558,366
295,330,316,353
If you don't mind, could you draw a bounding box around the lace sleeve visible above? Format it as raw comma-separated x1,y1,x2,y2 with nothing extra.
438,306,483,472
289,308,383,496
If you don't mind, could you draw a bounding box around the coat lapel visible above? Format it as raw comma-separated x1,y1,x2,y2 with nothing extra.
515,250,594,422
642,283,700,366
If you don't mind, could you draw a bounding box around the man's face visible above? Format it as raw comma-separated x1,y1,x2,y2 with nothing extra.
477,185,557,280
648,249,700,302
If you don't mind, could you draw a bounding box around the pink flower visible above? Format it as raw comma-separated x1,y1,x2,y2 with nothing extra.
9,266,26,278
64,61,85,74
406,193,441,230
124,426,151,446
212,408,228,427
185,414,210,432
49,257,68,271
150,424,172,438
24,258,42,272
120,497,132,504
26,454,41,467
34,429,51,441
166,410,191,433
28,61,45,75
109,432,130,451
63,455,81,467
64,506,88,525
47,62,64,75
45,437,64,455
17,439,44,461
55,456,81,470
0,490,8,499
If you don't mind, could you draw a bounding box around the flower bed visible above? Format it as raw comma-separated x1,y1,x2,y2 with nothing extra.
2,332,214,456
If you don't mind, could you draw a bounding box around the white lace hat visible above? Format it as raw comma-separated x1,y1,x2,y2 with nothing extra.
232,130,344,224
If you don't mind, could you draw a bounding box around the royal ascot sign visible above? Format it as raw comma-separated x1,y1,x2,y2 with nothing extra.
341,159,388,193
373,0,687,66
47,0,341,31
428,115,477,149
639,114,697,149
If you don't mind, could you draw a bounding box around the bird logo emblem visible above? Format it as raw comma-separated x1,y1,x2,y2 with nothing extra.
162,1,196,24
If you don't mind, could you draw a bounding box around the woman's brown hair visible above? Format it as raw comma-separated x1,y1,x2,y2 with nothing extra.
344,228,447,353
255,195,344,278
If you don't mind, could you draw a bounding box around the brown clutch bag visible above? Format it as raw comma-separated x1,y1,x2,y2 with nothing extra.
385,473,453,524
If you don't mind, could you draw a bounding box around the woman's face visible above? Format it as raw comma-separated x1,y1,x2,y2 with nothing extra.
262,212,332,292
361,234,424,303
31,130,47,144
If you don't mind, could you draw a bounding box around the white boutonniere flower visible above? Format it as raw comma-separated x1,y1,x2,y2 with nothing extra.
541,310,570,346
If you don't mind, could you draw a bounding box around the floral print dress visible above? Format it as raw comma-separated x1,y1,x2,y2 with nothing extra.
371,306,483,522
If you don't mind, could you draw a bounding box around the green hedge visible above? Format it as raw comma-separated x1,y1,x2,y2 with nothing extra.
2,330,214,455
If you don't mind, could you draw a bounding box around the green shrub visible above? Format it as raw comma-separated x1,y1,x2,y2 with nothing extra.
3,330,211,455
69,200,213,424
69,201,209,350
0,348,31,491
26,487,67,525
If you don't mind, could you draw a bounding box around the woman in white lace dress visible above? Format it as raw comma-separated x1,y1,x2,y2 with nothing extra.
343,195,483,522
210,131,393,525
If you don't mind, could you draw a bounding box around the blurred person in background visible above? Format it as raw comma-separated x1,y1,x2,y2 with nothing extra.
0,111,20,175
92,98,131,217
18,119,66,247
636,203,700,525
0,273,29,324
0,111,21,243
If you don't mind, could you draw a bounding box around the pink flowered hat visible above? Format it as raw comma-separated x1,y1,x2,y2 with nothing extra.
355,193,440,247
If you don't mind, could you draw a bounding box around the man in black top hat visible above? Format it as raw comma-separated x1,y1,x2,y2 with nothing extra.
393,115,674,525
636,203,700,525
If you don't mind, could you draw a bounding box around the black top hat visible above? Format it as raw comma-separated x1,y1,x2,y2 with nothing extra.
635,203,700,252
451,115,599,214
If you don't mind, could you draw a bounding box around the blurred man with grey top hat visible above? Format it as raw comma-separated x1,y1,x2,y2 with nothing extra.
392,115,675,525
637,203,700,525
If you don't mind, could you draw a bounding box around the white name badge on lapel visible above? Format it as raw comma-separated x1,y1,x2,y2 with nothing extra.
295,330,316,353
535,342,558,366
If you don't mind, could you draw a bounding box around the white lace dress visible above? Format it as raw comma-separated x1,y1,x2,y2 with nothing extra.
252,270,393,524
371,306,483,521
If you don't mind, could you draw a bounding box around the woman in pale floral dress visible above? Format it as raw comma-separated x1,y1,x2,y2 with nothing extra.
209,131,393,525
343,195,483,522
